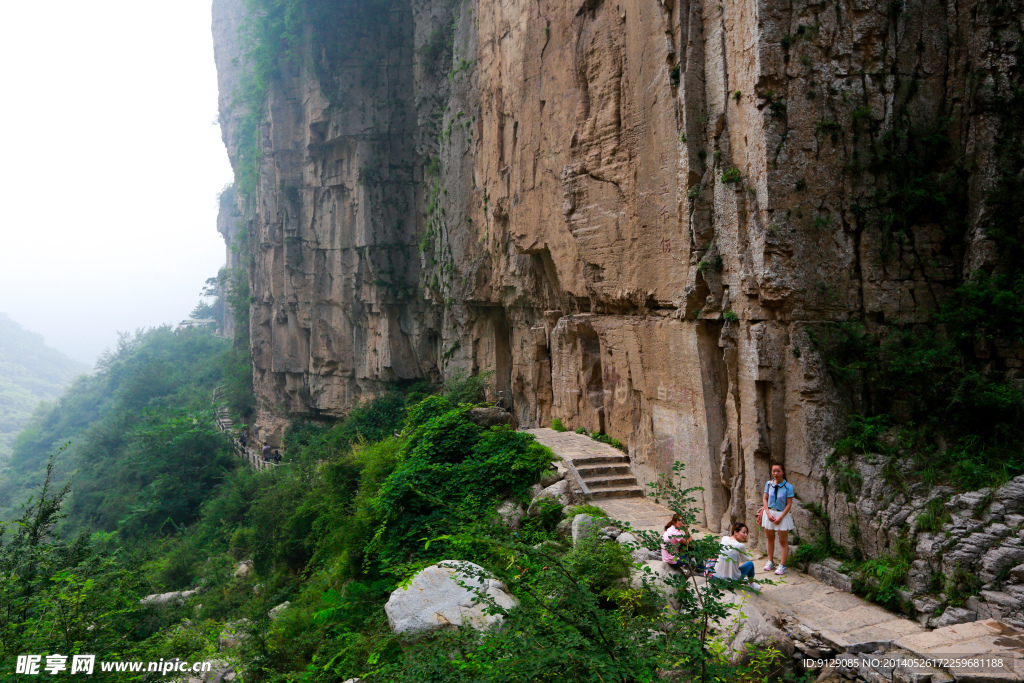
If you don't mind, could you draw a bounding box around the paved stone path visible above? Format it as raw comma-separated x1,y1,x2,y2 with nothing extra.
531,427,1024,681
213,386,275,471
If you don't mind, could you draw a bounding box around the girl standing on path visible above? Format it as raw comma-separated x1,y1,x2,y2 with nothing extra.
761,463,795,576
712,523,759,590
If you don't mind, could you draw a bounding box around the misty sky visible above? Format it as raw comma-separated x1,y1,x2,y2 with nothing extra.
0,0,234,367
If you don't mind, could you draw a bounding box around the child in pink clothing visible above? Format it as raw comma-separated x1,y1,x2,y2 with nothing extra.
661,514,694,568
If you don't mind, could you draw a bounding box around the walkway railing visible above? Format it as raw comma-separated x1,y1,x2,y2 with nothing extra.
213,386,276,471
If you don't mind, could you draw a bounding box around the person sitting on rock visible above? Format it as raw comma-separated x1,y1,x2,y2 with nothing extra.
761,463,795,576
661,514,696,571
713,523,759,590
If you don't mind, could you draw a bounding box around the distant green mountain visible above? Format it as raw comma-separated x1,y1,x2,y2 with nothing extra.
0,314,87,461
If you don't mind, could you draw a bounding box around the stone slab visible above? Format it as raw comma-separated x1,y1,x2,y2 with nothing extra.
813,589,872,613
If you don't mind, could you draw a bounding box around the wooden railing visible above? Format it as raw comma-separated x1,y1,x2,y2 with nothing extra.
213,386,277,471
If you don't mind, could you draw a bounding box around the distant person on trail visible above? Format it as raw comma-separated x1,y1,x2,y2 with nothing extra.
712,523,759,590
239,430,247,448
760,463,795,576
262,444,272,462
661,514,696,571
273,450,282,464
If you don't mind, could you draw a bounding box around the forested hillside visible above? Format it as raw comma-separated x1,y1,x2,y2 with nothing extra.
0,326,236,534
0,314,85,462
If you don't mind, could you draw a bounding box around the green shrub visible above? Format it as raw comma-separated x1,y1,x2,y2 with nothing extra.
720,167,742,184
442,369,492,405
564,504,608,519
915,497,951,533
851,536,913,610
550,418,568,432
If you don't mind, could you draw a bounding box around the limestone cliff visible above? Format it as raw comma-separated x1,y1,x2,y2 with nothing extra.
212,0,1023,556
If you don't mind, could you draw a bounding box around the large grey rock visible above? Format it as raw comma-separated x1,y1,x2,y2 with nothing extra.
630,560,683,608
911,596,943,625
617,531,656,562
980,589,1023,617
717,589,795,665
554,516,574,541
269,601,291,621
571,514,601,544
233,561,253,579
906,559,934,595
140,588,201,606
527,480,571,517
217,619,251,650
978,543,1024,582
984,523,1012,539
494,500,526,530
1010,563,1024,582
933,606,977,628
467,407,517,429
946,489,993,515
384,561,517,637
995,476,1024,514
617,531,639,546
539,466,563,488
807,559,853,593
201,661,235,683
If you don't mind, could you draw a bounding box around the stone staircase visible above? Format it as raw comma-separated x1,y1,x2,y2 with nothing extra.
213,386,274,471
524,429,644,499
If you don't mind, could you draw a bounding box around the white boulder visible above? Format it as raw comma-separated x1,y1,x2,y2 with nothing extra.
527,480,571,517
139,588,201,606
217,619,251,650
571,514,601,544
494,500,526,530
269,601,291,621
384,560,517,637
630,560,682,608
716,589,794,665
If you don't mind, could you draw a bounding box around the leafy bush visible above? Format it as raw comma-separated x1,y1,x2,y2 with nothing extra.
550,417,568,432
286,393,407,465
564,504,608,519
367,402,554,569
441,369,492,405
850,536,913,610
589,431,626,452
720,167,742,184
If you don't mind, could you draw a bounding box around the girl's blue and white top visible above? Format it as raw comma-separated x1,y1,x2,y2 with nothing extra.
764,479,795,511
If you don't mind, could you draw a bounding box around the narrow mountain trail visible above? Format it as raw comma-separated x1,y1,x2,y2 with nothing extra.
528,428,1024,682
213,386,274,470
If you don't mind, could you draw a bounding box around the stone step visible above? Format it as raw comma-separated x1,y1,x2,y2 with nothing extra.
575,464,632,477
588,486,644,499
582,476,638,489
571,454,629,466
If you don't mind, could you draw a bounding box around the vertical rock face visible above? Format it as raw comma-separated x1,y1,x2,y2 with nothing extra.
212,0,1022,537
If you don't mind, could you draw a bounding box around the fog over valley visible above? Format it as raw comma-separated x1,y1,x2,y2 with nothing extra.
0,0,233,366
